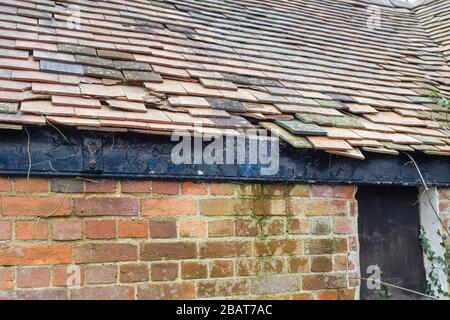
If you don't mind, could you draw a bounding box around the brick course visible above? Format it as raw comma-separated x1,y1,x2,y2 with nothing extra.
0,177,360,300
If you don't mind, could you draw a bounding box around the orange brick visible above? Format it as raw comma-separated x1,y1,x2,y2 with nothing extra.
311,256,332,272
52,220,82,241
118,220,148,238
199,199,252,216
261,218,284,236
2,196,71,216
121,180,150,193
0,244,72,266
141,199,197,217
234,219,258,237
140,242,197,261
120,264,149,283
74,243,137,263
0,221,12,240
149,220,177,238
333,218,353,234
181,181,207,195
287,184,310,197
338,288,356,300
315,290,338,300
52,265,84,287
138,282,195,300
302,274,347,290
84,179,117,193
0,268,14,290
85,220,116,239
17,267,50,288
16,220,48,240
262,184,286,196
181,261,208,279
197,279,249,298
262,258,284,274
255,240,302,257
179,220,207,238
297,199,348,216
15,178,48,193
86,265,117,284
287,218,309,234
151,262,178,281
152,181,179,195
291,292,313,300
71,286,134,300
209,183,235,195
311,185,355,199
73,198,138,216
210,260,233,277
236,259,258,276
208,219,234,237
200,241,252,258
305,238,348,254
0,178,12,192
288,257,310,273
254,199,290,216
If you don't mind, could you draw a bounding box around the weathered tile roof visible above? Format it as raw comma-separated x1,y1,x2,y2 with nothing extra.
0,0,449,160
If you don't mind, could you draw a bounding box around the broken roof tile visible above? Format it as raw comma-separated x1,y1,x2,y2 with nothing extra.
0,79,31,92
145,80,187,95
260,122,312,149
106,100,147,113
21,100,75,117
0,0,447,161
47,116,101,127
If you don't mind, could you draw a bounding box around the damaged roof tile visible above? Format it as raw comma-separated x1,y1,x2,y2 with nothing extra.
0,0,448,160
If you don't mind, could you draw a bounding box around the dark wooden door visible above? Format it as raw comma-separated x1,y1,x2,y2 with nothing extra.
357,186,427,300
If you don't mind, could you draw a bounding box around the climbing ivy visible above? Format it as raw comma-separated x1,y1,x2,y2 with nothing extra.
419,227,450,299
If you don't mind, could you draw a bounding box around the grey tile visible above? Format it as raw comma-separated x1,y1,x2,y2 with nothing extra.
75,55,114,68
83,66,123,80
123,71,162,82
40,60,84,75
0,102,18,114
58,44,97,56
206,98,246,112
114,61,152,71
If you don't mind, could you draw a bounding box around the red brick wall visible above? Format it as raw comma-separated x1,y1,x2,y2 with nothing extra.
0,177,359,300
